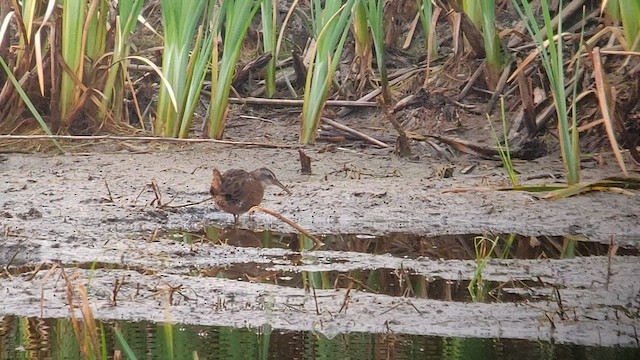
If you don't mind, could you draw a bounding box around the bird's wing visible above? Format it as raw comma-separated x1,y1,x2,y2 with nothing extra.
220,169,252,205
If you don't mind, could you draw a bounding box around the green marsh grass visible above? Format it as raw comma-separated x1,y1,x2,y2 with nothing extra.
178,10,218,139
114,326,139,359
261,0,278,97
60,0,86,123
207,0,263,139
501,234,517,259
1,0,143,137
619,0,640,50
352,0,371,94
417,0,436,55
362,0,390,101
155,0,213,138
99,0,144,123
513,0,581,185
84,1,107,66
605,0,621,23
480,0,504,89
300,0,356,144
417,0,439,87
462,0,481,29
562,237,577,258
461,0,504,89
163,319,175,360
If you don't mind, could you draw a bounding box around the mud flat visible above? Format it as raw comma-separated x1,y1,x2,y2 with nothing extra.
1,145,639,347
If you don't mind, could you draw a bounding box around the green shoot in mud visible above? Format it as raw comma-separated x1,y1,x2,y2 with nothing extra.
258,323,273,359
352,0,370,94
99,322,108,360
606,0,621,23
562,236,578,259
603,0,640,52
489,97,518,187
462,0,480,30
501,234,517,259
417,0,436,56
468,236,499,302
163,320,175,360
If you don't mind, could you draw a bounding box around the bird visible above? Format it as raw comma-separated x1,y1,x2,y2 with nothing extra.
210,167,290,227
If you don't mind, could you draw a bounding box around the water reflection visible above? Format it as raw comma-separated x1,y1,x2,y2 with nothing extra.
167,227,640,259
198,261,542,303
1,316,637,360
161,228,640,304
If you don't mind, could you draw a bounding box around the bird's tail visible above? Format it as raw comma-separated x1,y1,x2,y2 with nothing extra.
210,168,222,196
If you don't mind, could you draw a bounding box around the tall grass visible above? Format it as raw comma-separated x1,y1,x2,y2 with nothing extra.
513,0,580,185
177,7,220,139
417,0,435,55
480,0,503,89
0,56,61,150
100,0,144,122
207,0,263,139
618,0,640,50
261,0,278,97
0,0,150,137
603,1,640,49
362,0,390,101
300,0,356,144
155,0,212,138
59,0,86,123
351,0,371,94
462,0,481,29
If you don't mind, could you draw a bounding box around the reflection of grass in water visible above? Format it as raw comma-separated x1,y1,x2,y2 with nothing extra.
54,262,177,359
5,316,638,358
164,227,625,260
114,325,138,359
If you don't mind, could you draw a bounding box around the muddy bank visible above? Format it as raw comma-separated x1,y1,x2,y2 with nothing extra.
1,144,639,241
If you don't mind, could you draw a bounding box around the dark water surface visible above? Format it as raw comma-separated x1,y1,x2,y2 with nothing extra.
1,316,637,360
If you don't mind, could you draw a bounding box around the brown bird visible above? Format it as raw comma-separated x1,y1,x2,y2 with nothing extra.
210,168,290,227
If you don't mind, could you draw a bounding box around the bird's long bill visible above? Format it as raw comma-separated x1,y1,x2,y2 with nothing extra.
272,178,291,194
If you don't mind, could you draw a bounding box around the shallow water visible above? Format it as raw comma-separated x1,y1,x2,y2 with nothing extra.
170,227,640,259
1,225,639,352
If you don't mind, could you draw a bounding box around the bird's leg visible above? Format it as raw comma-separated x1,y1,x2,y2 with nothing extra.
233,214,239,229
